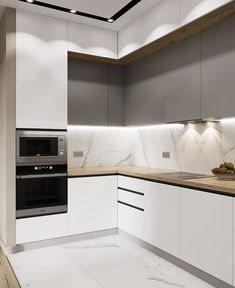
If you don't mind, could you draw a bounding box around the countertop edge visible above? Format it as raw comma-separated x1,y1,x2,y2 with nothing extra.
68,169,235,197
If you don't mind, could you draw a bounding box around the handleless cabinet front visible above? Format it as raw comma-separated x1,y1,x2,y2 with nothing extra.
68,59,108,126
125,53,163,126
201,17,235,119
68,176,117,235
163,35,201,122
16,11,67,129
180,188,233,285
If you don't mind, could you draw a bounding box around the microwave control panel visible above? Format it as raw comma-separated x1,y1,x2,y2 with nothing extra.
58,136,66,157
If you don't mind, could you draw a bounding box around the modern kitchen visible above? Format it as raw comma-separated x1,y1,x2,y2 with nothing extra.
0,0,235,287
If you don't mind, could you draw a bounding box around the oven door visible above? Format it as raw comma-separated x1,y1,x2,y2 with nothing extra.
16,174,67,219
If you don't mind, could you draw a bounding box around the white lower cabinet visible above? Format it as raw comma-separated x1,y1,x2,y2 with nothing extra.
180,188,233,285
16,214,67,244
68,176,118,235
143,182,180,257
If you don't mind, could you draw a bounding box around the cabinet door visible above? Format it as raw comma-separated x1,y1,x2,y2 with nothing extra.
201,18,235,119
163,35,201,122
125,53,163,126
181,188,233,284
108,65,125,126
144,182,180,257
180,0,231,26
68,176,117,235
16,214,67,244
68,21,117,59
16,11,67,129
68,59,108,126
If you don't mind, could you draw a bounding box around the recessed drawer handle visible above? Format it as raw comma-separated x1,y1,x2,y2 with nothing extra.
118,200,144,212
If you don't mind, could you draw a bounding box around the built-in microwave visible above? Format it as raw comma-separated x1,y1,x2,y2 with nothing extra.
16,129,67,166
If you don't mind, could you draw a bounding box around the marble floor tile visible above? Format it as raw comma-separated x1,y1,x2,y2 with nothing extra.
8,235,215,288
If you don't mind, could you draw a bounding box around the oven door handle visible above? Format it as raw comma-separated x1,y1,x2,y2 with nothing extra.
16,173,67,179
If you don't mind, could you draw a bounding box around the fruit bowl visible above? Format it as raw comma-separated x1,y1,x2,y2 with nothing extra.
212,172,235,180
212,161,235,180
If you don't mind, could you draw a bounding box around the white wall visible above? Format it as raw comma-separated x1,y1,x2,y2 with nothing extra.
118,0,232,58
0,8,16,248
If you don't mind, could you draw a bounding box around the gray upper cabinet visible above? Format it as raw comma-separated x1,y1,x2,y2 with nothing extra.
108,65,125,126
68,58,125,126
68,58,108,126
163,35,201,122
125,53,163,126
201,18,235,119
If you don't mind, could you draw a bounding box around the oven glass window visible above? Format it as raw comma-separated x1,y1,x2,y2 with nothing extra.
16,176,67,210
20,137,58,157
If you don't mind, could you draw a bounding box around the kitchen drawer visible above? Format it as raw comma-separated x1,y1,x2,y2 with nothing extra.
118,175,144,193
16,214,67,244
118,203,144,239
118,188,144,209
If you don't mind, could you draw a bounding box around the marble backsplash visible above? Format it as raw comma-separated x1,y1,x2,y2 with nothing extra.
68,120,235,175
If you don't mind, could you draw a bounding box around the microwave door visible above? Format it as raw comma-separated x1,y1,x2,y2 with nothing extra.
19,137,58,157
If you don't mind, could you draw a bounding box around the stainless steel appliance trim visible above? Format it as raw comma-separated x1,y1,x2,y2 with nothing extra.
16,173,67,179
16,205,68,218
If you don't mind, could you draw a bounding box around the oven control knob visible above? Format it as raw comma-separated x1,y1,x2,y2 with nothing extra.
34,166,38,171
49,166,53,170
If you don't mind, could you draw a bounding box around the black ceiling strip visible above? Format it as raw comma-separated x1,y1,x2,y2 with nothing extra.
18,0,143,23
18,0,108,21
111,0,142,21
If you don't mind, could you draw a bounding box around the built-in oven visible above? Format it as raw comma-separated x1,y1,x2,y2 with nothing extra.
16,164,67,219
16,129,67,166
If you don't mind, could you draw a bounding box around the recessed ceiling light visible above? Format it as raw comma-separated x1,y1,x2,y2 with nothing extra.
26,0,34,3
107,18,114,23
70,9,77,14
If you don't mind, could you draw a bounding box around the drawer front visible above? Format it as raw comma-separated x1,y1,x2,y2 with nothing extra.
16,214,67,244
118,175,144,193
118,188,144,209
118,203,144,239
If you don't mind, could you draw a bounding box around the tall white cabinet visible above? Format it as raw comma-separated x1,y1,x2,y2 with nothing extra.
180,188,233,285
16,11,68,129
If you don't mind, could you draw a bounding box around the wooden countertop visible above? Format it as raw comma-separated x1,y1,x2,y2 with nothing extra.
68,166,235,196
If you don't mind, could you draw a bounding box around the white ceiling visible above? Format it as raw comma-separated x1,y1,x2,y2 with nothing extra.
0,0,163,31
45,0,130,18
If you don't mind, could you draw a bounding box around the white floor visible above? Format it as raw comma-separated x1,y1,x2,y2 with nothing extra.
8,235,215,288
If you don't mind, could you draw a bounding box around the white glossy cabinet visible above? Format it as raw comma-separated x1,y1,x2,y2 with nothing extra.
144,182,180,257
118,17,143,59
180,0,232,26
68,22,117,59
16,214,67,244
68,176,118,235
143,0,180,46
180,188,233,285
16,11,67,129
